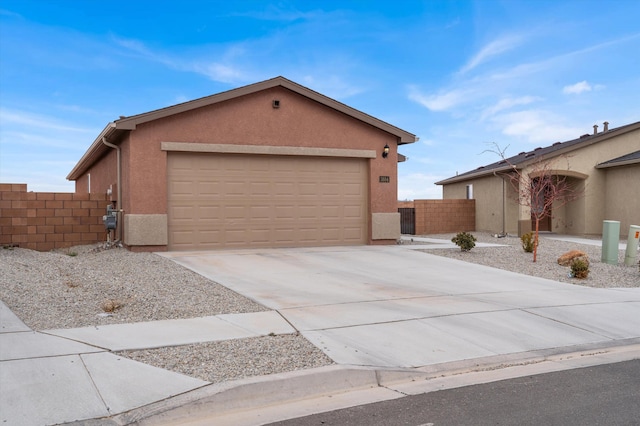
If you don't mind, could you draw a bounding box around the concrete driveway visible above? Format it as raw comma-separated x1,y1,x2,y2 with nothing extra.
160,245,640,368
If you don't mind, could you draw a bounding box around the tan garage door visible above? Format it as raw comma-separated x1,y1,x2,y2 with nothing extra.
167,153,368,250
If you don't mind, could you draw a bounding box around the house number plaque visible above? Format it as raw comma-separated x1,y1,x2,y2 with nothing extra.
379,176,390,183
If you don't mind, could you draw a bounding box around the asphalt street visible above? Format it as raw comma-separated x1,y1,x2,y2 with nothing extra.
267,359,640,426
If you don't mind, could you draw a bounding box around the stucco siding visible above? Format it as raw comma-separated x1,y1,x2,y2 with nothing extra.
603,164,640,234
75,148,118,197
126,86,398,218
443,174,512,234
518,130,638,234
442,126,639,236
68,78,416,249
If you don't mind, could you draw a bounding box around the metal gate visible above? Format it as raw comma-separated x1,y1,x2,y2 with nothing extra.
398,208,415,235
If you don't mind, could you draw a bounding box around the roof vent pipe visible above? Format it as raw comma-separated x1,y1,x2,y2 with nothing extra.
593,124,598,135
603,121,609,132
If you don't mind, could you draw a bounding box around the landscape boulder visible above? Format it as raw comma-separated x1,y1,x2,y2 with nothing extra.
557,250,589,266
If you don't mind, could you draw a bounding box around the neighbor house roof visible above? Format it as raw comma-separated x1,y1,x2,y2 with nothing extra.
436,120,640,185
67,76,417,181
595,150,640,168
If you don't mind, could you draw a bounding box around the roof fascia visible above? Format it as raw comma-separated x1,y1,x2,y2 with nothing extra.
437,120,640,185
435,164,517,185
278,79,417,144
595,157,640,169
66,123,118,181
114,76,417,144
528,121,640,164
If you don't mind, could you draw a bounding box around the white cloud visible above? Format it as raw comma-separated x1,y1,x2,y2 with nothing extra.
300,75,365,99
0,108,93,133
563,81,592,95
398,172,448,200
191,62,246,84
445,18,461,29
112,35,250,84
0,9,24,18
459,35,523,74
493,110,583,143
480,95,541,120
420,139,437,147
229,4,327,22
408,87,468,112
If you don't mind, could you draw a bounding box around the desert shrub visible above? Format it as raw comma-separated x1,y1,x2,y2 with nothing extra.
521,232,535,253
570,258,589,279
451,232,477,252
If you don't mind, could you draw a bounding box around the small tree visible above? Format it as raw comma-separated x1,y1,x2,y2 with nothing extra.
487,144,584,262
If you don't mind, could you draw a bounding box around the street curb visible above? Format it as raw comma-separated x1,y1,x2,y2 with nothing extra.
74,339,640,425
99,364,383,425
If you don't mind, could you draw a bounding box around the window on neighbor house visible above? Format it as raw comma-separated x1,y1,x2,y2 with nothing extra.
466,184,473,199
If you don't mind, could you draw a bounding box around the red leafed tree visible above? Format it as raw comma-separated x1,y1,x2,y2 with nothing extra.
488,144,584,262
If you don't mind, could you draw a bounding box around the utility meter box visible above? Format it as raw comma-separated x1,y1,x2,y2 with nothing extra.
601,220,620,265
103,205,117,230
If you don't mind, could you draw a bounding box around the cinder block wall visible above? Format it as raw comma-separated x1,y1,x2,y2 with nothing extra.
414,199,475,234
0,184,108,251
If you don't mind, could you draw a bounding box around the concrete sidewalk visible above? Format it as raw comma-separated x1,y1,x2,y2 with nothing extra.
2,237,639,425
0,303,294,425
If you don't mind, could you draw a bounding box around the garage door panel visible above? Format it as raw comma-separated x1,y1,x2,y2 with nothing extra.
274,182,295,195
249,206,273,219
343,183,364,196
320,205,340,217
344,227,365,240
168,153,367,250
344,205,364,217
274,206,295,218
198,182,220,195
250,182,271,195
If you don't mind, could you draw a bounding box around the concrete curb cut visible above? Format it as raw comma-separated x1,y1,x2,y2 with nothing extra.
93,364,384,425
78,339,640,426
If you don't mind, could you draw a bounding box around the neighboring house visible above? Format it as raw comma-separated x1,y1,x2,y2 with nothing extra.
67,76,417,251
436,120,640,237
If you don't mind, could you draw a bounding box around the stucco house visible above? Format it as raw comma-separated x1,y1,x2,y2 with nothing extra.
436,120,640,237
67,76,417,251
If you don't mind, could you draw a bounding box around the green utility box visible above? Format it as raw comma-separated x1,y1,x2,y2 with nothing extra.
601,220,620,265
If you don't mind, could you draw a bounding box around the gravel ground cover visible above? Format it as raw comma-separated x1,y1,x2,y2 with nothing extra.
0,243,267,330
119,334,333,383
2,235,637,385
415,233,639,288
0,243,334,384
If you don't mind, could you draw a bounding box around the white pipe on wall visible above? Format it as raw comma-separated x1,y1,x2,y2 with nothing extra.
101,137,123,243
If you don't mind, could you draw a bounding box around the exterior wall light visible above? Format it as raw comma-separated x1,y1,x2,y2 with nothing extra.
382,144,390,158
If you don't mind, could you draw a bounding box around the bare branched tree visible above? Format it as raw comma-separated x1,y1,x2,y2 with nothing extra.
486,143,585,262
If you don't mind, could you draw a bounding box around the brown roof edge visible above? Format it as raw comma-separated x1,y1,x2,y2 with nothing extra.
434,164,517,185
436,120,640,185
68,77,417,181
115,76,417,143
595,150,640,169
66,123,118,181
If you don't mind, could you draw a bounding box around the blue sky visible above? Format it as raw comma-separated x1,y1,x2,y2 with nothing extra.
1,1,639,199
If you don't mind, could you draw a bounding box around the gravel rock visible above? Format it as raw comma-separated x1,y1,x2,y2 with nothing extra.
118,334,334,384
0,243,267,330
0,243,334,384
417,233,639,288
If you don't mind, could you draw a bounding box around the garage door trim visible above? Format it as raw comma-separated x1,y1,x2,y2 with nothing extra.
167,152,368,250
161,142,376,158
